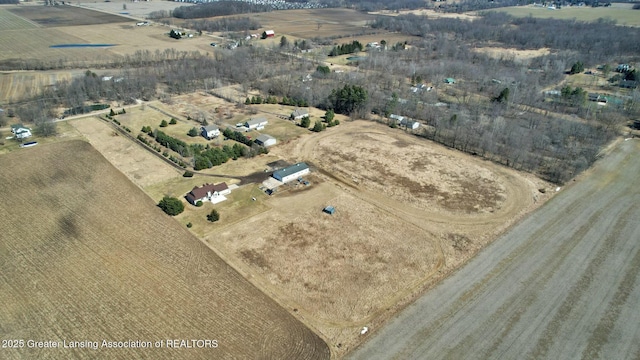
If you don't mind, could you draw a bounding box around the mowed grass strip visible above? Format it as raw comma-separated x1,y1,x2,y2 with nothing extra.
0,140,330,360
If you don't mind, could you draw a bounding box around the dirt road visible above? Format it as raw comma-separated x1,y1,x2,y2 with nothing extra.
348,138,640,360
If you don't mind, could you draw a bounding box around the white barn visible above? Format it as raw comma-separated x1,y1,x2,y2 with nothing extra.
245,117,268,131
273,162,310,183
255,134,276,147
201,125,220,139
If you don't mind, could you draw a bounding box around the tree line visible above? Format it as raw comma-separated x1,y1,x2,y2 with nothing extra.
172,1,272,19
183,17,261,33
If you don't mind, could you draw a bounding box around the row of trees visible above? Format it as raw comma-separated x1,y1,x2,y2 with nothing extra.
328,40,363,56
183,17,261,33
172,1,271,19
193,144,244,170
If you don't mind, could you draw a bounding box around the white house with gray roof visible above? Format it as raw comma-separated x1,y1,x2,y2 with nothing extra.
291,108,309,120
201,124,220,139
245,117,268,130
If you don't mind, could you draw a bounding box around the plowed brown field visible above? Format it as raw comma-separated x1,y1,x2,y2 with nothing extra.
0,140,329,360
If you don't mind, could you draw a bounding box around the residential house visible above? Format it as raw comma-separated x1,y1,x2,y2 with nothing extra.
11,124,32,140
186,182,231,205
201,125,220,139
245,117,268,130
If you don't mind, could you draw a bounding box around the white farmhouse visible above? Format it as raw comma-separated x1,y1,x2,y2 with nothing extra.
186,182,231,205
255,134,276,147
11,124,32,140
244,117,268,131
201,125,220,140
272,162,310,183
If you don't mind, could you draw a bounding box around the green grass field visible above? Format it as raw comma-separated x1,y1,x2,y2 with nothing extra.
488,5,640,26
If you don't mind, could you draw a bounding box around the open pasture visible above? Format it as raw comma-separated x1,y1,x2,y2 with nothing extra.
0,140,330,359
209,180,441,352
70,117,181,188
489,4,640,26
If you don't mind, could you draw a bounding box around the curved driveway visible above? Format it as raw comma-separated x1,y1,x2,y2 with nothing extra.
348,139,640,360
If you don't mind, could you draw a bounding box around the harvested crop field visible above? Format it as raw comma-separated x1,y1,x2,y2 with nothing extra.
248,9,378,39
9,5,129,27
0,140,330,359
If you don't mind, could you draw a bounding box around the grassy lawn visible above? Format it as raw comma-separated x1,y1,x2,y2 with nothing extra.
489,6,640,27
197,153,281,177
176,184,271,237
0,121,82,155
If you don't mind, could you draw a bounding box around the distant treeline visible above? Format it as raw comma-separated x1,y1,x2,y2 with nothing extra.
172,1,271,19
0,0,19,3
369,12,640,60
344,0,428,11
184,17,261,33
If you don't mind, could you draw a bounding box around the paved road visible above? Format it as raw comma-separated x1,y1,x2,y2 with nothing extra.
348,139,640,360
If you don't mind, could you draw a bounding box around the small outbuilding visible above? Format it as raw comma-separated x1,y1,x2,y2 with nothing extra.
323,206,335,215
262,30,275,38
291,108,309,120
273,162,310,183
444,78,456,84
255,134,276,147
400,118,420,130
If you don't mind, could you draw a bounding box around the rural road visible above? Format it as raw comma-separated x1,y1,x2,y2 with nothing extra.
348,138,640,360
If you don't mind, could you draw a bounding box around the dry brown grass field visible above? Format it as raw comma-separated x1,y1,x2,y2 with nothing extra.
0,140,330,359
70,116,181,188
194,120,554,356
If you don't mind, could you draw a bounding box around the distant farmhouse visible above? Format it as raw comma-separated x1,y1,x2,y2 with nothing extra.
273,162,309,183
291,108,309,120
11,124,32,140
186,182,230,205
201,125,220,140
255,134,276,147
245,117,268,131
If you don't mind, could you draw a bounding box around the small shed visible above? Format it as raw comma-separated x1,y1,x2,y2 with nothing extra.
323,206,335,215
444,78,456,84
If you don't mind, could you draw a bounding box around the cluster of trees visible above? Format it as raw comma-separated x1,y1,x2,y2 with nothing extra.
158,197,184,216
222,128,253,147
193,144,244,170
328,85,368,115
569,61,585,75
183,17,261,33
172,1,271,19
329,40,363,56
245,95,308,107
369,12,640,61
560,85,588,106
